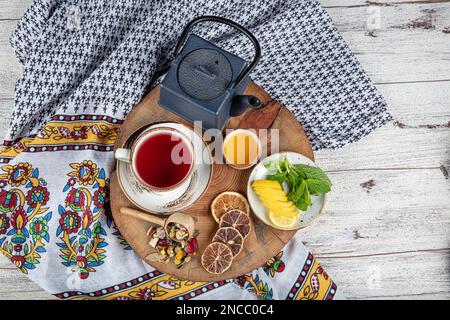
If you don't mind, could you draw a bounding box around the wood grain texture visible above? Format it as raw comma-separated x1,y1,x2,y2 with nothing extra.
320,250,450,300
110,83,314,282
0,20,22,100
321,0,450,8
316,80,450,170
0,0,449,299
0,268,54,300
301,168,450,255
0,0,32,20
328,2,450,83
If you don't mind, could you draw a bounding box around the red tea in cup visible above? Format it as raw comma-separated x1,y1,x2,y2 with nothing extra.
115,127,195,192
134,132,193,189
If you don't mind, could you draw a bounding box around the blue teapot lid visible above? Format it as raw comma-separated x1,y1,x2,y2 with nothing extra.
177,48,233,101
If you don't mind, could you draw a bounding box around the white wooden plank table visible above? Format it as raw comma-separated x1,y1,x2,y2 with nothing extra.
0,0,448,300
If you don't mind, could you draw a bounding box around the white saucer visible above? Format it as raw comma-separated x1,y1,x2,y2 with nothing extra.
117,122,212,215
246,152,326,230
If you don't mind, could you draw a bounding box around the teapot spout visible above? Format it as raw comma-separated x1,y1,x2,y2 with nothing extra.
230,95,262,117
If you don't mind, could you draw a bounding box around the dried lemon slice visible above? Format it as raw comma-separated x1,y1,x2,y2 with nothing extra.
212,227,244,256
201,242,233,274
211,191,250,223
219,209,251,238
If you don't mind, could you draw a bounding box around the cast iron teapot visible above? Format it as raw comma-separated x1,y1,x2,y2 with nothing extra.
159,16,262,130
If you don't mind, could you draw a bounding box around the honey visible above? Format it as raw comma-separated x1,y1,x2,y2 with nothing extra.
223,129,261,169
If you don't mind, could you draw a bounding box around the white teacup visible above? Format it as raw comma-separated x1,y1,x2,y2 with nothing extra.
115,126,195,193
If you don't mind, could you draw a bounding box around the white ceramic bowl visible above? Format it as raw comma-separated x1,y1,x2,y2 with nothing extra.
246,152,327,230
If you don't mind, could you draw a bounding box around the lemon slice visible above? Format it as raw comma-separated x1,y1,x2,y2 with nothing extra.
269,211,297,229
252,180,282,190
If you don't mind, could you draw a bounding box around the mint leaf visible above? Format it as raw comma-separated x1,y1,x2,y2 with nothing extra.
294,185,310,211
264,160,281,171
306,178,331,195
266,173,286,185
293,164,331,185
288,179,306,204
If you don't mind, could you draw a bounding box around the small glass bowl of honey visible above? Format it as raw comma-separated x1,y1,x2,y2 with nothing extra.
223,129,262,170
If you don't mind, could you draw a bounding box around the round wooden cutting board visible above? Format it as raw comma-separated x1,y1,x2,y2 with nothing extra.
110,82,314,282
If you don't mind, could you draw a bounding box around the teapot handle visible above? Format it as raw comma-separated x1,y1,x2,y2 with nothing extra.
174,15,261,86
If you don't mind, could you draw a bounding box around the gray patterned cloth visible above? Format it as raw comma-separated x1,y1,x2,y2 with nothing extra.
0,0,391,300
9,0,391,149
